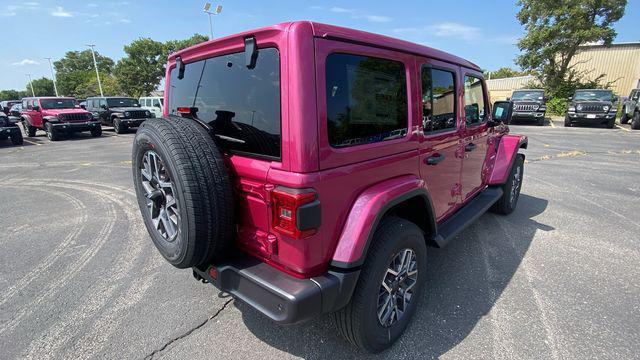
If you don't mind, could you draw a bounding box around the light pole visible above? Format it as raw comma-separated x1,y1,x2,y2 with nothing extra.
203,3,222,39
26,74,35,97
44,57,59,97
86,44,104,97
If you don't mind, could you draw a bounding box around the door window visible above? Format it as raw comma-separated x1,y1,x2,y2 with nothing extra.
325,53,408,148
463,75,486,125
422,66,457,132
632,90,639,101
152,98,161,108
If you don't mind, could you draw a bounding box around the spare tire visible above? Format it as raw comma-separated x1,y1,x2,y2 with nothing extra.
132,118,234,268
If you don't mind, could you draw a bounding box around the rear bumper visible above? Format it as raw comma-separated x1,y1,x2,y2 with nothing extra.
0,126,20,138
193,256,359,324
50,120,102,132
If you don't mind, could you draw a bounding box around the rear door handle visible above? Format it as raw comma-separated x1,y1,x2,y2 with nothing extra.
465,143,477,152
426,153,445,165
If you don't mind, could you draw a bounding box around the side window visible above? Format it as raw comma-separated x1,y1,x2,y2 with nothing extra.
152,99,161,108
632,90,639,101
23,100,28,109
325,53,408,148
100,99,107,108
421,66,457,132
464,75,486,125
87,99,93,109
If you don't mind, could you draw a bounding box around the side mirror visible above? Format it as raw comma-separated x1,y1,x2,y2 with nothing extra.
506,97,511,101
490,101,513,126
100,104,108,110
567,97,573,102
80,104,86,109
32,105,40,112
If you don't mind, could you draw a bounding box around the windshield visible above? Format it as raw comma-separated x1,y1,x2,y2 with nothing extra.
168,48,281,159
512,90,544,101
107,98,139,107
573,90,612,101
40,99,76,109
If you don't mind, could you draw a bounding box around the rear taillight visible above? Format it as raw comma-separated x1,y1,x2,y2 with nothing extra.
271,187,320,239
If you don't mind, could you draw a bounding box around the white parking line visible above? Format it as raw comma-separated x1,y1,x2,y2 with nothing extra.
548,119,556,128
23,139,42,146
615,124,630,132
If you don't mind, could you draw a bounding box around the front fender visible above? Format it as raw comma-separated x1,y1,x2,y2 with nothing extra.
488,134,527,185
330,175,434,268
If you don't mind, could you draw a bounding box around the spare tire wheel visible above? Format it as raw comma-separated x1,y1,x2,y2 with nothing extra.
132,118,234,268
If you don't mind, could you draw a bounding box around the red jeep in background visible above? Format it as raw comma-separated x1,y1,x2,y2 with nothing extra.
20,97,102,141
131,21,527,352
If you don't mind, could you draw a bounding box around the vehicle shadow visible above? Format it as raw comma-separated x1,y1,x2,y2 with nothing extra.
235,193,551,359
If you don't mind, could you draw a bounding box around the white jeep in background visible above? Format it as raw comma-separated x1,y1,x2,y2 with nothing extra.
139,96,164,118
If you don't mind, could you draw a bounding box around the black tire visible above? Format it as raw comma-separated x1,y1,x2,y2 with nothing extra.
620,107,629,124
132,118,234,268
536,117,545,126
113,118,128,134
333,217,427,353
491,154,524,215
91,126,102,137
632,112,640,130
45,122,59,141
564,115,571,127
606,119,615,129
10,131,23,145
23,119,36,137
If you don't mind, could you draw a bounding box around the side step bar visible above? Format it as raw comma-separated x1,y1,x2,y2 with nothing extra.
433,187,503,248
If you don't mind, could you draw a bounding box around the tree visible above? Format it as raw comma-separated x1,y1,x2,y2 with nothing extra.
0,89,27,101
54,50,115,97
115,34,208,97
74,74,121,98
114,38,165,98
28,77,55,97
486,67,530,79
516,0,627,98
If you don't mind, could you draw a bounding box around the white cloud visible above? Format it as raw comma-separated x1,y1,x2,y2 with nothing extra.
51,6,73,17
118,18,131,23
86,3,99,7
309,5,323,10
12,59,40,66
428,22,481,40
1,11,17,17
324,6,393,23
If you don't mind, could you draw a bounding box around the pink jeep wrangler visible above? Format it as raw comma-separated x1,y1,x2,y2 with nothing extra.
132,21,526,352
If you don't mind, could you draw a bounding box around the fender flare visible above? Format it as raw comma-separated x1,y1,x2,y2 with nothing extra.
20,114,34,127
488,134,527,185
330,175,437,269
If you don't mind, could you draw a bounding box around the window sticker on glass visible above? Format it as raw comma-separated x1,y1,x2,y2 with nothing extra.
495,107,504,118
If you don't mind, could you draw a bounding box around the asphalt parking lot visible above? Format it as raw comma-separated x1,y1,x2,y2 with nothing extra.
1,119,639,360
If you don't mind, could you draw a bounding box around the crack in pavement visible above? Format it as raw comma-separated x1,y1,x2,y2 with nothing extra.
142,298,234,360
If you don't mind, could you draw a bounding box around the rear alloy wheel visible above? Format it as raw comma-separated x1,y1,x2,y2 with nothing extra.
114,118,128,134
132,118,234,268
491,154,524,215
45,123,59,141
23,120,36,137
620,107,629,124
632,112,640,130
334,217,427,353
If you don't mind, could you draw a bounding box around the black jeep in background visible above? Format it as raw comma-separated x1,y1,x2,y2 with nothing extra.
85,97,154,134
0,112,23,145
509,89,546,126
565,89,617,128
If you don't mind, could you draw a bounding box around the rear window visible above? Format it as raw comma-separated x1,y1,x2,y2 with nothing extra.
325,53,408,148
168,48,281,159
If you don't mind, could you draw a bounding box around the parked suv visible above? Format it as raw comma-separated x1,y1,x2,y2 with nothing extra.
20,97,102,140
1,100,21,115
0,112,23,145
565,89,617,128
131,21,527,352
85,96,154,134
509,89,546,126
620,88,640,130
139,96,164,118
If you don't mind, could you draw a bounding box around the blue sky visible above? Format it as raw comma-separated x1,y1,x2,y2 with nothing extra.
2,0,639,91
